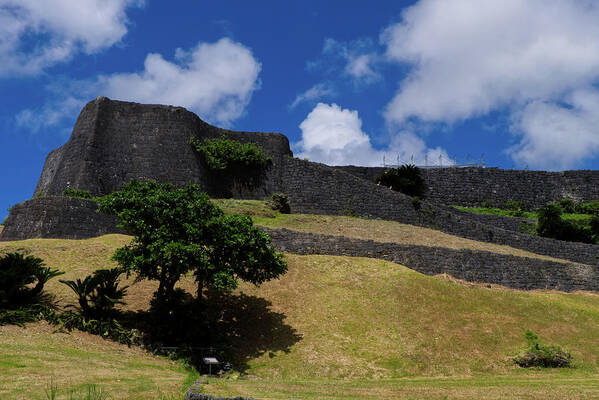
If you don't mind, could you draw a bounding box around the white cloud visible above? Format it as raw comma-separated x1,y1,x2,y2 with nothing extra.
289,83,335,109
510,88,599,170
0,0,141,76
96,38,261,126
16,38,261,130
16,96,84,134
313,38,381,85
295,103,450,166
381,0,599,169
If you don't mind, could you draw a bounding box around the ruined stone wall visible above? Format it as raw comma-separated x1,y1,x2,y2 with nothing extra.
264,228,599,292
337,165,599,210
0,197,124,240
33,97,291,200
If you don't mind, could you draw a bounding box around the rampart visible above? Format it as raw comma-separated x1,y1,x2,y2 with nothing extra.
264,228,599,292
338,166,599,210
3,97,599,290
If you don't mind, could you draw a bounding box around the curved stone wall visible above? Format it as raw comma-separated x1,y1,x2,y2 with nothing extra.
264,228,599,292
337,165,599,210
0,197,123,240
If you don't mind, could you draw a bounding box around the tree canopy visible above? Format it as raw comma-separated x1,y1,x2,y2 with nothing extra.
97,180,287,303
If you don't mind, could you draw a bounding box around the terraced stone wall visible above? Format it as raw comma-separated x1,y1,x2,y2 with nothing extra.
337,165,599,210
264,228,599,292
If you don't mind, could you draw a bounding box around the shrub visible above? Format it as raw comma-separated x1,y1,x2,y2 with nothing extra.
0,253,63,306
375,164,426,197
504,200,525,212
537,202,594,243
558,197,576,213
62,188,93,199
60,267,128,318
576,200,599,215
269,193,290,214
411,196,421,211
514,329,571,368
190,135,271,172
481,200,493,208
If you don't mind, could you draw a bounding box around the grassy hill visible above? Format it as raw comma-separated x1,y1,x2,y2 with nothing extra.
2,201,599,399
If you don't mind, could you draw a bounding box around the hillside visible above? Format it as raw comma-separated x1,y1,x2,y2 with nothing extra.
2,206,599,399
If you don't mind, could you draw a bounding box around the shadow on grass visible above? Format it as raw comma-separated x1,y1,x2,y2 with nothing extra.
121,290,301,373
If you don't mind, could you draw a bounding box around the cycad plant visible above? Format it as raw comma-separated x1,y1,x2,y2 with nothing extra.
0,252,63,306
61,267,128,318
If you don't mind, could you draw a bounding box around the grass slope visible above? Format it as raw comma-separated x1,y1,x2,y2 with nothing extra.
214,199,573,264
2,233,599,399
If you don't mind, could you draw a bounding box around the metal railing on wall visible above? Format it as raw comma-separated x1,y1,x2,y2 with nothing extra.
382,154,486,169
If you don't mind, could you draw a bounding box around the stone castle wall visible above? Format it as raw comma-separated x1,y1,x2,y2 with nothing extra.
337,166,599,210
264,228,599,292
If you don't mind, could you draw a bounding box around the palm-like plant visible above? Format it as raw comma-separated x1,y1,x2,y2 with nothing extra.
0,252,63,305
61,268,128,317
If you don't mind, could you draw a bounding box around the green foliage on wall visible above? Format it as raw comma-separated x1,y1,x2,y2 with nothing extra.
190,135,271,172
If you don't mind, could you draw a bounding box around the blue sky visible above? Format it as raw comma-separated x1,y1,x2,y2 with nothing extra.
3,0,599,221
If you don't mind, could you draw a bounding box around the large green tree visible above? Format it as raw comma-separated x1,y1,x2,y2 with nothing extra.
97,180,287,304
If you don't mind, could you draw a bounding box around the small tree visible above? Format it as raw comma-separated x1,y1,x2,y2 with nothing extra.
97,180,287,305
0,252,63,306
375,164,426,197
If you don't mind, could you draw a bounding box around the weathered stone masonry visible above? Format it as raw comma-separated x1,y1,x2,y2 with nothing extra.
338,165,599,211
3,97,599,291
263,228,599,293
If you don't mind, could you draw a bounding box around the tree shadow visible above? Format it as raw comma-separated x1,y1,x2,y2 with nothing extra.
121,290,301,373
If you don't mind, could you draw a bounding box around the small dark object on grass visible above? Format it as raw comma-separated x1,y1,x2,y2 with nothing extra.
514,329,571,368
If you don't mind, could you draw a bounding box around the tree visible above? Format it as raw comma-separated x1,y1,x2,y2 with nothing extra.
375,164,426,197
0,252,63,306
97,180,287,305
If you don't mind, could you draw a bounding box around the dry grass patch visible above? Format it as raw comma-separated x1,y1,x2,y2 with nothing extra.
254,214,573,264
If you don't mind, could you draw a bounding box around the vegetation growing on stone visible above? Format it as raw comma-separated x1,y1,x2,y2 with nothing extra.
375,164,426,197
63,188,93,199
190,135,271,171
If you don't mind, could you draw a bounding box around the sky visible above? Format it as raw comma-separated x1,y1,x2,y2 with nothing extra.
3,0,599,221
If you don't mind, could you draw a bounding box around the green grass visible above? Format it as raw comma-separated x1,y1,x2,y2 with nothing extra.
451,205,537,219
3,208,599,399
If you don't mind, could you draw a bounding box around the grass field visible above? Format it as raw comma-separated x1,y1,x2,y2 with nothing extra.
2,229,599,399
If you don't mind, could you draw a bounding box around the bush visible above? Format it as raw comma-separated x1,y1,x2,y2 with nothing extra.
0,253,63,306
190,135,271,171
514,330,571,368
576,200,599,215
481,200,493,208
558,197,576,213
60,267,128,318
375,164,426,197
268,193,290,214
537,203,594,243
62,188,93,199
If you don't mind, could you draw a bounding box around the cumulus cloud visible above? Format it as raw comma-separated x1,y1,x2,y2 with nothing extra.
295,103,450,166
16,38,261,131
94,38,261,126
510,89,599,170
381,0,599,169
289,83,335,109
0,0,141,76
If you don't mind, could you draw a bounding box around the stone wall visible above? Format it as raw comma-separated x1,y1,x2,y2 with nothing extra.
337,165,599,210
264,228,599,292
33,97,291,200
0,197,123,240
